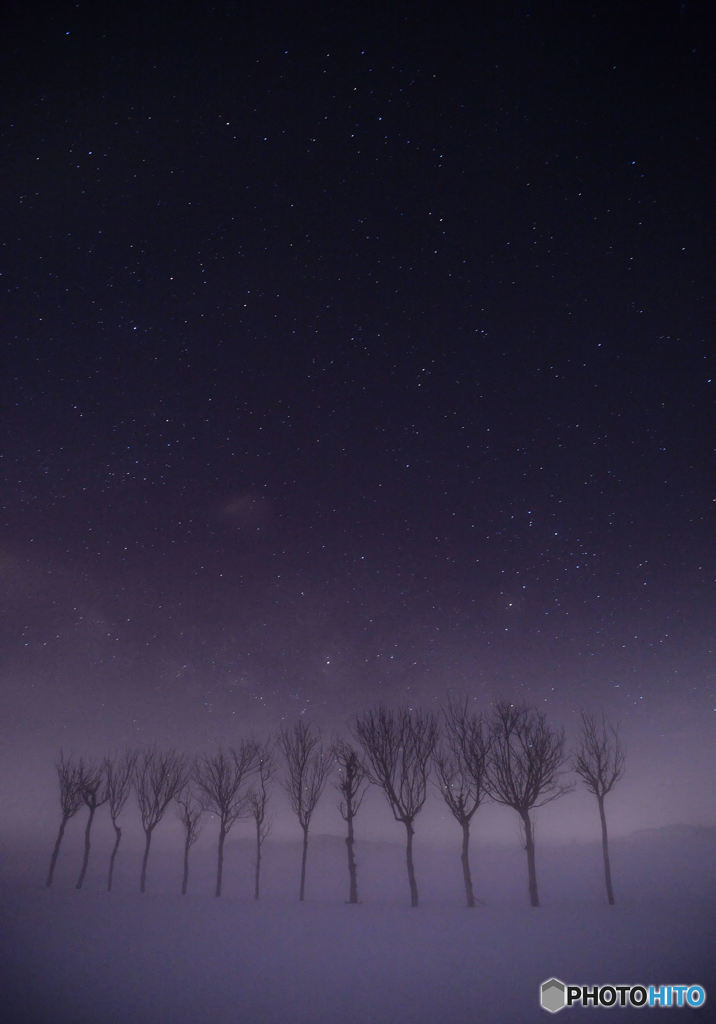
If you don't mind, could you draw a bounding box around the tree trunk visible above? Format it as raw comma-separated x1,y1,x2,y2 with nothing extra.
254,820,262,900
140,828,153,893
76,804,96,889
460,820,476,908
216,826,227,897
299,825,309,901
405,820,419,907
346,813,358,904
521,811,539,907
598,795,615,905
182,834,190,895
107,822,122,892
46,817,67,888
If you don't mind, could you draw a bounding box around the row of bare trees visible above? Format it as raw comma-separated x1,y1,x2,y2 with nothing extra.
46,745,272,898
356,702,624,908
46,704,625,908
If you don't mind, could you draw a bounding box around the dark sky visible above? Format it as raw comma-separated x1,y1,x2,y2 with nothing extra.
1,1,713,839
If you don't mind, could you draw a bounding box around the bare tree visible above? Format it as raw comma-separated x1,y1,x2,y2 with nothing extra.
433,699,491,908
247,743,276,900
105,749,137,892
134,748,187,893
333,739,368,904
485,702,571,907
46,751,83,887
176,785,203,895
355,706,438,907
574,711,626,905
75,758,109,889
280,721,333,901
194,742,259,897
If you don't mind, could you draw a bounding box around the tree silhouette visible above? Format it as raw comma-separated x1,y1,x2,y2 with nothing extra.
280,721,333,901
574,711,626,905
355,706,438,907
134,748,187,893
333,739,368,904
105,749,137,892
247,743,276,900
46,751,83,887
486,702,571,907
75,758,109,889
194,743,259,897
176,785,203,895
433,699,491,908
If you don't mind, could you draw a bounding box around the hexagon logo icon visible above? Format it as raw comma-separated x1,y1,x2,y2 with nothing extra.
541,978,567,1013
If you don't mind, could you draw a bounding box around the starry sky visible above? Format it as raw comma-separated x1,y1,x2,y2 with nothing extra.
1,1,713,839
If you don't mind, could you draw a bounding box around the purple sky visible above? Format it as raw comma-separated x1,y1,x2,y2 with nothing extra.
1,0,713,845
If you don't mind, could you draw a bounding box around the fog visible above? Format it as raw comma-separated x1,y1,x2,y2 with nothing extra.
2,820,713,1023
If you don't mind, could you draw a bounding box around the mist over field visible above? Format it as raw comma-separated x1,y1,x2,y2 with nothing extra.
2,823,713,1023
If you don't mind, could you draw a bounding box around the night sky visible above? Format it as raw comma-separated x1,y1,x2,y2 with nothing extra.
2,1,713,840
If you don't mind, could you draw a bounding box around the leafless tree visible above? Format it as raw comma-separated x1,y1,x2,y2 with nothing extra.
194,742,259,897
355,706,438,907
280,721,333,901
46,751,83,887
433,699,491,908
333,739,368,904
75,758,109,889
105,749,137,892
574,711,626,905
176,785,203,895
247,743,276,900
134,748,187,892
485,702,571,907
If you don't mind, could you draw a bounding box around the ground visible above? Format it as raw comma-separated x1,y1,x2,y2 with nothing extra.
1,829,712,1023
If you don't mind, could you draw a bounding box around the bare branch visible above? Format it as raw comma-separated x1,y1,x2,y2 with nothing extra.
134,748,188,833
279,721,333,832
77,757,109,812
354,706,438,825
55,750,84,822
247,741,277,844
106,749,138,825
194,742,260,835
574,711,626,799
433,698,491,826
333,739,368,823
176,785,203,848
485,702,572,812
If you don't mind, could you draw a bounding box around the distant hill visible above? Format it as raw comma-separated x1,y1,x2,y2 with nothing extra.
623,822,716,843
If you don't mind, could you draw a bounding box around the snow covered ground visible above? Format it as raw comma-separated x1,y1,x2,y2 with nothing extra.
1,826,713,1023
